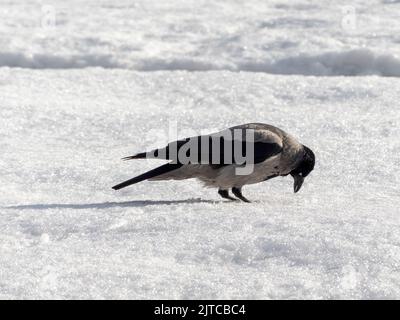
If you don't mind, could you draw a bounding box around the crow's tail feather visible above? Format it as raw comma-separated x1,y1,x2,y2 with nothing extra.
121,152,147,161
112,163,182,190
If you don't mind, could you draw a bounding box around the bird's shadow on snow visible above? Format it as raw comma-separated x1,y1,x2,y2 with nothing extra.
3,198,219,210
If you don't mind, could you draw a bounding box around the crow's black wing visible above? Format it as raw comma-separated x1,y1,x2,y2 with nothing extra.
123,128,283,165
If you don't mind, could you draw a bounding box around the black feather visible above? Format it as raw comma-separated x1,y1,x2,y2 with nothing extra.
126,136,282,166
112,163,182,190
121,152,147,160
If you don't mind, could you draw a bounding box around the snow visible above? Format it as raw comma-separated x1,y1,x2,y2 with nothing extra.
2,0,400,75
1,0,400,299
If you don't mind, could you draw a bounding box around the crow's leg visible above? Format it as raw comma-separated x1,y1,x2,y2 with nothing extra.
218,189,238,201
232,187,251,203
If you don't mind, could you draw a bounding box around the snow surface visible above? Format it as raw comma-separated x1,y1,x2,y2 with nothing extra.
1,0,400,299
2,0,400,75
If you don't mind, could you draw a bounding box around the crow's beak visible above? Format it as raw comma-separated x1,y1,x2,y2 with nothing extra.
293,174,304,193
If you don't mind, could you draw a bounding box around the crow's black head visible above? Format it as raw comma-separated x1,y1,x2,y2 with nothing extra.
293,145,315,178
290,145,315,193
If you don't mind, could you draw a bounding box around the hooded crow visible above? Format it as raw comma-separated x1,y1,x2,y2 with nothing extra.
112,123,315,202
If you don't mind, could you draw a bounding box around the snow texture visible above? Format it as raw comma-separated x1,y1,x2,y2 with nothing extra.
1,0,400,76
1,0,400,299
